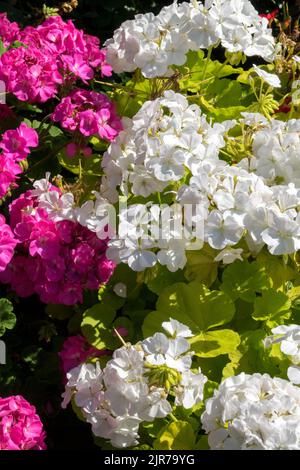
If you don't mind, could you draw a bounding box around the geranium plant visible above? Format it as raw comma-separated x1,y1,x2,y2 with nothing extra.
1,0,300,451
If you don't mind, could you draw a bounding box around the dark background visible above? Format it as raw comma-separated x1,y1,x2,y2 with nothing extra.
0,0,299,40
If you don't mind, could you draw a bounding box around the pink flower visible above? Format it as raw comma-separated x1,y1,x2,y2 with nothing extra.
59,335,109,380
0,123,38,161
0,395,46,450
65,143,92,158
0,124,39,199
62,54,94,82
0,16,113,103
0,215,16,272
259,9,279,22
52,88,122,142
0,13,20,48
0,188,116,305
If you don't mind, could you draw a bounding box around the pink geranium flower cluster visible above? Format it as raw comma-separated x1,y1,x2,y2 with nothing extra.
52,88,122,141
0,122,38,199
0,214,17,272
0,189,115,305
0,15,112,103
0,395,46,450
0,13,20,48
59,335,109,379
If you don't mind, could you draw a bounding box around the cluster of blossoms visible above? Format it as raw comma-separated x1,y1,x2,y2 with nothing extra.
0,395,46,450
59,335,109,379
62,319,207,448
0,214,17,272
52,88,122,143
239,118,300,187
101,90,231,202
0,182,115,305
106,0,275,78
0,122,38,199
264,325,300,385
201,372,300,450
0,14,111,103
0,12,20,48
101,92,300,271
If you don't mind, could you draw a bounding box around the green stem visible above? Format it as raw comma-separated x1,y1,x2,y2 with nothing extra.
215,57,230,80
169,413,178,423
200,45,213,91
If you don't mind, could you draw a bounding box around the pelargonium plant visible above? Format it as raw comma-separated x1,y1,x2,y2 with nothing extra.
2,0,300,451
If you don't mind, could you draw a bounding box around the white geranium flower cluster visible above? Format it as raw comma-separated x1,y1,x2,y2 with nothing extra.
242,119,300,187
106,201,206,272
62,319,207,448
101,90,232,202
178,167,300,256
105,0,275,78
264,325,300,385
100,92,300,271
201,372,300,450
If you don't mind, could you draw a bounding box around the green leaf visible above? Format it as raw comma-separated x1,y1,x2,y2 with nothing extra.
253,289,291,325
143,282,235,337
221,260,272,302
184,244,218,286
179,51,243,93
207,79,244,107
48,126,63,137
235,329,290,377
106,264,140,299
57,150,102,177
153,421,196,450
199,96,246,121
0,39,6,56
146,265,185,295
0,299,16,337
195,435,209,450
98,288,126,311
81,303,117,350
256,251,297,289
190,329,240,358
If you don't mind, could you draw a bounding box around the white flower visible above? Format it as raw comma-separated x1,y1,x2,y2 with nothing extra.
38,191,75,222
31,173,52,197
202,372,300,450
162,318,194,338
157,239,187,272
139,389,172,420
175,369,207,408
165,337,193,372
205,210,244,249
252,64,281,88
288,365,300,385
261,211,300,255
264,324,300,385
214,247,243,264
142,332,170,366
62,320,207,448
105,0,275,78
109,346,145,380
